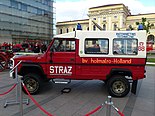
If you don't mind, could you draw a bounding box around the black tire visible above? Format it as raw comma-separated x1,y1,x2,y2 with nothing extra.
107,75,130,97
23,73,42,95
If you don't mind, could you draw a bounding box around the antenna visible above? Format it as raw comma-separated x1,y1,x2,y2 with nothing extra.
92,20,103,31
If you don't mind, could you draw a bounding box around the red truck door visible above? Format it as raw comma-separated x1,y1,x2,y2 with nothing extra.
46,38,76,79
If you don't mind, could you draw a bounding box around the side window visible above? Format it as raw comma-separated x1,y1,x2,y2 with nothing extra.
85,38,109,54
113,38,138,55
51,39,75,52
66,40,75,51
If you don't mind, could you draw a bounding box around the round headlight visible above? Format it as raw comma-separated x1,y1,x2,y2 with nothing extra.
9,58,14,69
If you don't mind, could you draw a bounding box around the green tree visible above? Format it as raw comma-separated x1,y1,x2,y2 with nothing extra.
136,17,154,33
128,25,134,30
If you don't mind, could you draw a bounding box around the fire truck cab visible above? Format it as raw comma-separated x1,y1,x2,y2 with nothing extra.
10,30,147,97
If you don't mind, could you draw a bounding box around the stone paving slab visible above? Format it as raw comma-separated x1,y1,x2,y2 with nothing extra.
0,66,154,116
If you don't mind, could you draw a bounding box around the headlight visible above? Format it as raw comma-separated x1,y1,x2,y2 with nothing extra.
9,58,14,69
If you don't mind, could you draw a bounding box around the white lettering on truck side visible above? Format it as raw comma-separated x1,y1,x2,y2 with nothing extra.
50,66,54,73
50,66,72,75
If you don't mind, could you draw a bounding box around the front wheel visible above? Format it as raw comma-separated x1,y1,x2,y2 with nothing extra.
23,73,42,95
107,75,130,97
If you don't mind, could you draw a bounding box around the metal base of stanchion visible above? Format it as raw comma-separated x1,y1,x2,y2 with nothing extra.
4,99,29,108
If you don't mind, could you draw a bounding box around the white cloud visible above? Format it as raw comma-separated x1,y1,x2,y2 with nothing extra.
55,0,155,22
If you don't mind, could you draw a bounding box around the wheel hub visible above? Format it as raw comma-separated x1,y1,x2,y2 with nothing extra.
25,79,38,92
112,81,125,94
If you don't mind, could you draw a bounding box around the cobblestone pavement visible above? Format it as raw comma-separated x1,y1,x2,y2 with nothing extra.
0,66,154,116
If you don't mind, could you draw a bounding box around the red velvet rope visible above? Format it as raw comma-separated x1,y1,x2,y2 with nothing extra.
112,105,124,116
0,84,16,96
85,105,102,116
117,110,124,116
22,82,53,116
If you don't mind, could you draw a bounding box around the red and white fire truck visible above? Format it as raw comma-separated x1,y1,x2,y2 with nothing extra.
10,30,147,97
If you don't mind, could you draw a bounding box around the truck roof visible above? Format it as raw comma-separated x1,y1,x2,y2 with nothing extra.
54,30,146,40
54,31,77,39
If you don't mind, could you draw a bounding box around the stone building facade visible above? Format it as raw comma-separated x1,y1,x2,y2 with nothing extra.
56,4,155,41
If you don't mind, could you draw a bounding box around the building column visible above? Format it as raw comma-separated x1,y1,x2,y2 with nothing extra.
89,18,92,31
119,15,123,28
98,16,101,31
108,17,112,30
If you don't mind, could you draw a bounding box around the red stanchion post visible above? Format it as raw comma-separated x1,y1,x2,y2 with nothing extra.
22,82,53,116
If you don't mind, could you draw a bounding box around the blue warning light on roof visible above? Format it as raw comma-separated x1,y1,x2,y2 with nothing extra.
77,23,82,30
138,24,144,30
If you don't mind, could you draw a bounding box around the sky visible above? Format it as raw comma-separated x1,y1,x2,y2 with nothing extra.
55,0,155,22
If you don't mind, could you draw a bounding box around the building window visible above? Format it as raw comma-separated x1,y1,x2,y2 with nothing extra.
114,24,117,31
11,0,18,9
37,9,42,15
147,34,154,43
93,25,96,31
103,24,106,31
44,0,48,5
87,27,89,31
44,10,49,16
42,0,49,5
21,3,27,11
114,16,117,18
60,29,62,34
66,28,69,33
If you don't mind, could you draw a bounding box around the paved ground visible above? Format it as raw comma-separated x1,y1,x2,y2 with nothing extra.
147,55,155,58
0,66,154,116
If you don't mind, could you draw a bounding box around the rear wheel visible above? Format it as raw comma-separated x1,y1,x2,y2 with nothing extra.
23,73,42,95
107,75,130,97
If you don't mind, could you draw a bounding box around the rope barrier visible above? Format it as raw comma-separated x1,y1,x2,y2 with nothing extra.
85,105,102,116
0,81,125,116
0,84,16,96
112,105,124,116
22,82,53,116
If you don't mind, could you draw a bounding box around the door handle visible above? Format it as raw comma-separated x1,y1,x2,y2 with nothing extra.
70,58,75,61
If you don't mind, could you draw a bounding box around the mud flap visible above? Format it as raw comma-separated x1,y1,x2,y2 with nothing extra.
131,80,138,94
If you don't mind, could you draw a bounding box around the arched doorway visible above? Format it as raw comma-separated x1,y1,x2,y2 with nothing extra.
147,34,154,43
147,34,155,51
114,23,117,31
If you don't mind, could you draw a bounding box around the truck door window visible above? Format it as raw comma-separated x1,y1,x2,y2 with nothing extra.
51,39,75,52
85,38,109,54
113,38,138,55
